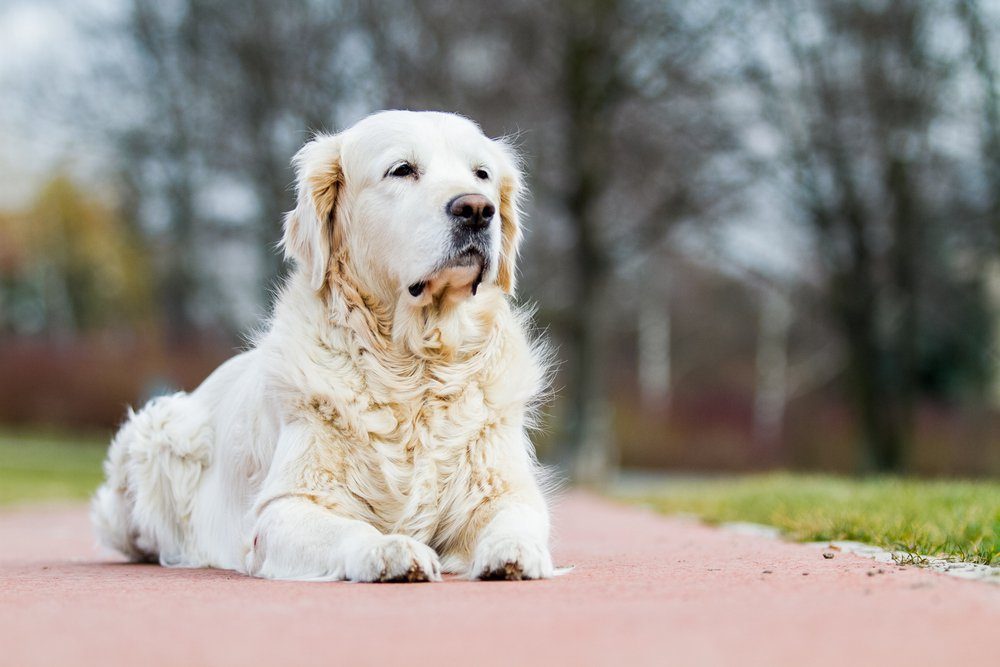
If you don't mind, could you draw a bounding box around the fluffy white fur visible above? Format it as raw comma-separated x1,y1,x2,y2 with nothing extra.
91,111,554,582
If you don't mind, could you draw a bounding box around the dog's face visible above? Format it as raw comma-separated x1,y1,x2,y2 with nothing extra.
282,111,523,303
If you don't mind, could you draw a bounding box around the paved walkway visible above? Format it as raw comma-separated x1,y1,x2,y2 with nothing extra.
1,493,997,666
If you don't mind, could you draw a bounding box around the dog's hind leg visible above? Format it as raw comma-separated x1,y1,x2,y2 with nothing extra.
91,392,213,565
91,413,151,562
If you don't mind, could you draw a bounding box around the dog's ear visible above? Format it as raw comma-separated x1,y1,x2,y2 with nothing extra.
494,139,525,294
282,134,343,291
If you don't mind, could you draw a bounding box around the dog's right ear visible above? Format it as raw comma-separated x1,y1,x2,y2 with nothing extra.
281,134,343,291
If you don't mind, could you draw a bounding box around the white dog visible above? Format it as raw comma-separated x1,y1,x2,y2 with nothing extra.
91,111,554,582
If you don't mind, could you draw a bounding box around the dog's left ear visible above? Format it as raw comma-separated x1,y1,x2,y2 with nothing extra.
494,139,525,294
282,134,343,291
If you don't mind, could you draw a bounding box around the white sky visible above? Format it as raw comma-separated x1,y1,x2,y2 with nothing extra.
0,0,100,208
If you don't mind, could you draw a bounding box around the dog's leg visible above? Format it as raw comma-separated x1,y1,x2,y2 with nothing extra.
449,428,555,581
245,424,441,582
92,392,211,565
247,496,441,582
468,498,554,581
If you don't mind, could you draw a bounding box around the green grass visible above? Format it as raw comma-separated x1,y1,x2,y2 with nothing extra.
0,430,108,505
631,473,1000,566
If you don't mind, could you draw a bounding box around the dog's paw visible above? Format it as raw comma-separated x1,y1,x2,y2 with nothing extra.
470,533,554,581
346,534,442,583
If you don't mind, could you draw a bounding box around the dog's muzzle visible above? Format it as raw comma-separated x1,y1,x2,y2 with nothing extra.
407,195,495,299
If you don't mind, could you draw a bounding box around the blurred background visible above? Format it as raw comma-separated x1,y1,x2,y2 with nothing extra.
2,0,1000,484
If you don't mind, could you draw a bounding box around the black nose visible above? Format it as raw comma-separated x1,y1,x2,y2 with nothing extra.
447,194,495,230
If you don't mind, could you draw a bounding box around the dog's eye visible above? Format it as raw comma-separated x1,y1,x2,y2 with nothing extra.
474,168,490,181
387,162,415,178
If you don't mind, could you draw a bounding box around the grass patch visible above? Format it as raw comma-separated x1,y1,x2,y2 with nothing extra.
631,473,1000,566
0,430,108,505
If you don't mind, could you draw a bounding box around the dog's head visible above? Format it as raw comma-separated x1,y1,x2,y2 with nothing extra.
282,111,524,304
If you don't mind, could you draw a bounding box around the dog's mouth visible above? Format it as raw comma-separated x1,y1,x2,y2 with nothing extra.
448,246,487,270
408,246,488,299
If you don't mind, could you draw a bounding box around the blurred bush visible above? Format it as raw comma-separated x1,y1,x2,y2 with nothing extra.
1,175,151,336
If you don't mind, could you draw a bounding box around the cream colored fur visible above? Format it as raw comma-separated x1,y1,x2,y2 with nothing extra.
91,111,554,582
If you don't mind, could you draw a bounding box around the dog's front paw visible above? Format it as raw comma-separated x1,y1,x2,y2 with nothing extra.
471,533,554,581
346,534,442,583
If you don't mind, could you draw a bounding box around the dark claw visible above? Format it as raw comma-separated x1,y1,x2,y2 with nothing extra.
378,562,430,583
479,561,524,581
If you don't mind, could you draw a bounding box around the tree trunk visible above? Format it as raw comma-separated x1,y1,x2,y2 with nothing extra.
256,167,291,300
885,154,919,473
561,267,616,484
554,0,630,482
638,291,671,409
959,0,1000,245
160,176,198,347
837,280,905,473
753,288,791,453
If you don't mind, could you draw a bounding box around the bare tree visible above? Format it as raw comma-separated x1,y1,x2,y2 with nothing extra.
175,0,364,293
958,0,1000,244
739,0,992,471
97,0,208,343
78,0,363,340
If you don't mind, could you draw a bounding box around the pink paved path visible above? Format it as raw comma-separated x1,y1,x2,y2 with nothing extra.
1,493,997,667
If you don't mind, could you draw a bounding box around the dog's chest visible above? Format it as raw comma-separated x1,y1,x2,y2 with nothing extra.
309,361,505,540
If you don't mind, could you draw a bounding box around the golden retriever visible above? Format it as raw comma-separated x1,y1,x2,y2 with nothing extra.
91,110,553,582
